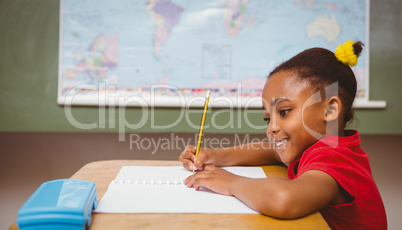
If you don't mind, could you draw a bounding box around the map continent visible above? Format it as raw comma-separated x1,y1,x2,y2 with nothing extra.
64,34,118,89
307,14,341,42
146,0,184,57
221,0,249,37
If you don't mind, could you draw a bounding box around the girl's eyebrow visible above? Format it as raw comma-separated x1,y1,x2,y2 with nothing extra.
272,97,290,106
262,97,289,112
261,97,290,111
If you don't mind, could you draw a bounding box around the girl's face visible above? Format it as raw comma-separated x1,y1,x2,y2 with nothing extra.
262,71,327,164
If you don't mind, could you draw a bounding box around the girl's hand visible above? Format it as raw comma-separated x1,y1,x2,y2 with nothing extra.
178,145,216,171
183,165,240,196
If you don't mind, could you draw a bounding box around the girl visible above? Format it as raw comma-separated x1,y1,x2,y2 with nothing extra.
179,41,387,229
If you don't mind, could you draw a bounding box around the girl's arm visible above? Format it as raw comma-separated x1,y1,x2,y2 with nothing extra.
184,166,340,219
179,142,282,171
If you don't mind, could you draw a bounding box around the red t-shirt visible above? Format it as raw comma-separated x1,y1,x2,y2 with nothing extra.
288,130,387,230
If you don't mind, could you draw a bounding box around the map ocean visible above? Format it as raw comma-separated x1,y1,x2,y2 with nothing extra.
60,0,367,101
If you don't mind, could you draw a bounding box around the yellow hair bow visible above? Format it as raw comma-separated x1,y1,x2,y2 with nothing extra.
335,40,358,66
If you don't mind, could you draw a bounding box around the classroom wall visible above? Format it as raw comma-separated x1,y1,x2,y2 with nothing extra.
0,0,401,134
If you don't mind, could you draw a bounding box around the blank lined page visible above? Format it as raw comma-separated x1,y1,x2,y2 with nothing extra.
95,166,266,214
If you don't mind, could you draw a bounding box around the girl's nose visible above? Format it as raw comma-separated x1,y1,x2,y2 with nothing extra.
267,118,279,136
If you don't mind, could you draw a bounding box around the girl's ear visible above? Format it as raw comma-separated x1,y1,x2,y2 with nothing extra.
324,96,342,122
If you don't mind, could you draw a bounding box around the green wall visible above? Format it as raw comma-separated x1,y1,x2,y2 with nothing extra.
1,0,401,134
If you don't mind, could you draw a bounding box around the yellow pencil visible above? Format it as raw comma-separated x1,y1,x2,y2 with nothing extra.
195,90,211,158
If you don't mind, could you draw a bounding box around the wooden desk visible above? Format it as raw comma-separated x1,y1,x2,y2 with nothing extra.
10,160,330,230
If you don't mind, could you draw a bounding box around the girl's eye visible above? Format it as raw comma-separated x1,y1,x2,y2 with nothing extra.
263,117,270,124
279,109,291,117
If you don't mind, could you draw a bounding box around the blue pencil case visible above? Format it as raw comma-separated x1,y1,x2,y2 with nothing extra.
17,179,97,230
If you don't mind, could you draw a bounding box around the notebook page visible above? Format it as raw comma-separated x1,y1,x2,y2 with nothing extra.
95,166,266,214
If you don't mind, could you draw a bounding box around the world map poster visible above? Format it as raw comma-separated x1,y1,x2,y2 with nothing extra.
58,0,369,107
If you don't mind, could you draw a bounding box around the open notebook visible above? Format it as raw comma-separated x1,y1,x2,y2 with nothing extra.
95,166,267,214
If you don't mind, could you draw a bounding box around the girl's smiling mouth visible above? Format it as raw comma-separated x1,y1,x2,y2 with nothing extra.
271,138,289,153
275,139,289,147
